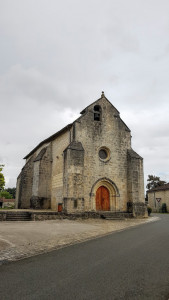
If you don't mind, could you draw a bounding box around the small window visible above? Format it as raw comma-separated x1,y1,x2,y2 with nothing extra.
98,147,110,162
94,105,101,121
74,199,77,208
99,149,108,160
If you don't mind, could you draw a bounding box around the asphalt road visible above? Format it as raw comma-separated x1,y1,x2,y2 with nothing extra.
0,214,169,300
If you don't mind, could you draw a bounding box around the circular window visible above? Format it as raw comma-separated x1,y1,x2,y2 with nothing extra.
98,147,110,161
99,149,108,159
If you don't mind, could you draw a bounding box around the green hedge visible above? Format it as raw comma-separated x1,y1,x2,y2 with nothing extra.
161,203,167,213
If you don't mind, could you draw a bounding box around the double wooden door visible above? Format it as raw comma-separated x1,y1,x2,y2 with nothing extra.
96,186,110,211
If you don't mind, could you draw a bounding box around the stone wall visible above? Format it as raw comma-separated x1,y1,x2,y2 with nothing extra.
32,160,40,196
63,141,84,213
127,149,145,204
148,190,169,212
15,174,21,208
38,144,52,208
73,96,132,212
51,130,71,210
17,154,35,208
16,94,145,216
16,143,52,209
130,202,148,218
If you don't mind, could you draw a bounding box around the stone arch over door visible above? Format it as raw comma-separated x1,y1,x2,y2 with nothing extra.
90,178,120,211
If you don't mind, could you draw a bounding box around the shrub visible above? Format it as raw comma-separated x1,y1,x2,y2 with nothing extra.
147,206,152,216
0,191,13,199
161,203,167,213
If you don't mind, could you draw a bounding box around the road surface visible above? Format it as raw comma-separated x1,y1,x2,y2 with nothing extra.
0,214,169,299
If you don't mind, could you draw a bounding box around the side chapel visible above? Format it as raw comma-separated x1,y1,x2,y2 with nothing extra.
16,92,146,217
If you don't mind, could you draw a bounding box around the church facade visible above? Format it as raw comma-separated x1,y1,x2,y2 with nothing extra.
16,92,146,216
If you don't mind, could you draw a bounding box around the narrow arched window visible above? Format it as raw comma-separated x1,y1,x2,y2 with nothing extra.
94,105,101,121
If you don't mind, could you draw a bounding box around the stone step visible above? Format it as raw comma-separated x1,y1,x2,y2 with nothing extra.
100,212,133,220
6,218,31,221
6,214,31,217
105,217,125,220
6,213,30,216
6,218,31,222
6,212,31,221
6,211,30,213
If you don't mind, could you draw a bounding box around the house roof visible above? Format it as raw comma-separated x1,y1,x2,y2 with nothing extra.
24,124,72,159
127,149,143,160
34,147,47,162
0,198,15,202
147,183,169,193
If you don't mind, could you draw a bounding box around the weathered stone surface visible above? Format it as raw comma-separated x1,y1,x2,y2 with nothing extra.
127,202,148,218
30,196,50,209
30,196,44,209
133,202,148,218
16,154,35,208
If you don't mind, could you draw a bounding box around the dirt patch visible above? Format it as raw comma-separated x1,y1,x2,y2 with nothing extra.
0,239,13,250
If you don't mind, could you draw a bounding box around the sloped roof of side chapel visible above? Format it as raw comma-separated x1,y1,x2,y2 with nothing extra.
24,92,130,159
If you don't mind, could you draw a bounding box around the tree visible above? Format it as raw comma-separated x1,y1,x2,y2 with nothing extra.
0,165,5,191
0,190,13,199
5,187,16,199
146,175,167,190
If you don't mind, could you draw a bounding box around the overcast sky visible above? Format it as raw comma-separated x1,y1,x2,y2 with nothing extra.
1,0,169,190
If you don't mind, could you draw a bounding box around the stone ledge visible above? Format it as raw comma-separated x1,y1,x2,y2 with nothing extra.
0,210,134,221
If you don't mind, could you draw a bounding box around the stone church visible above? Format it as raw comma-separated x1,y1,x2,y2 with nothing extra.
16,92,146,217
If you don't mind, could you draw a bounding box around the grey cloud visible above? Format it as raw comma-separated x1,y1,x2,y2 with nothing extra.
1,0,169,187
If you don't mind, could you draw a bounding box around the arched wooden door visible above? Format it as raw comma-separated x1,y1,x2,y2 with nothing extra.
96,186,110,211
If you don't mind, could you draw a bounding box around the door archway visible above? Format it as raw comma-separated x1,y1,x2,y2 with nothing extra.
96,186,110,211
90,178,120,211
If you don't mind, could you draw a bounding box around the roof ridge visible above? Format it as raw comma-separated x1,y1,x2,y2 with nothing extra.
147,182,169,192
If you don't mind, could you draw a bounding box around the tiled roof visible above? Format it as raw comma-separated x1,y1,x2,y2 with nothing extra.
24,124,72,159
34,147,47,162
0,198,15,202
147,183,169,193
23,93,130,160
127,149,143,159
